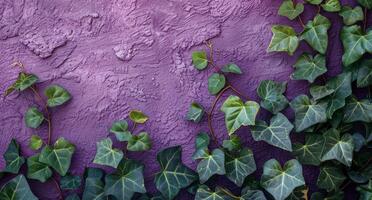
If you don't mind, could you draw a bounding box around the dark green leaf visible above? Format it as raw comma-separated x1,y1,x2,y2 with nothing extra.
321,128,354,166
208,73,226,95
292,134,325,166
225,148,256,187
352,133,366,152
357,59,372,88
3,139,25,174
196,149,225,183
222,135,242,152
27,154,52,183
286,185,309,200
45,85,71,107
309,85,334,101
60,174,81,190
221,63,242,74
257,80,288,114
110,120,132,142
28,135,43,150
316,164,346,191
321,0,341,12
339,6,364,25
192,51,208,70
82,168,106,200
65,194,80,200
186,102,204,123
343,96,372,123
240,187,267,200
357,180,372,200
0,175,38,200
358,0,372,9
127,132,152,151
25,107,44,128
268,25,299,55
13,72,38,91
129,110,148,124
192,133,210,160
291,53,327,83
195,185,233,200
341,25,372,66
93,138,123,168
278,0,304,20
301,14,331,54
347,170,369,183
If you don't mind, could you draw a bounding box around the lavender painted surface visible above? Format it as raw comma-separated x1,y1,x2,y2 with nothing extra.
0,0,369,199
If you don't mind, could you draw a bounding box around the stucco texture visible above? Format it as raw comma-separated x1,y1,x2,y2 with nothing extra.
0,0,369,199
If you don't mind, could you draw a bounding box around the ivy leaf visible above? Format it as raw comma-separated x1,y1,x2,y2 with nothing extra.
316,164,346,191
268,25,299,55
225,148,256,187
321,0,341,12
25,107,44,128
290,95,327,132
291,53,327,83
127,132,152,151
357,59,372,88
357,180,372,200
186,102,204,123
358,0,372,9
305,0,323,4
343,96,372,123
12,72,38,91
257,80,288,114
0,175,38,200
339,6,364,25
39,137,75,176
28,135,43,150
221,63,242,74
60,174,82,190
321,128,354,166
292,134,325,166
341,25,372,66
309,85,334,101
251,113,294,151
45,85,71,107
222,135,242,152
352,133,366,152
27,154,52,183
278,0,304,20
129,110,148,124
221,95,260,135
192,133,210,160
195,185,233,200
155,146,198,199
286,186,308,200
261,159,305,200
82,168,106,200
208,73,226,95
192,51,208,70
93,138,123,168
301,14,331,54
65,194,80,200
196,149,225,183
104,159,146,200
3,139,25,174
240,187,267,200
109,120,132,142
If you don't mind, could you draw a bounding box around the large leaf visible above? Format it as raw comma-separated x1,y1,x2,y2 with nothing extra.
104,159,146,200
301,14,331,54
341,25,372,66
261,159,305,200
321,128,354,166
278,0,304,20
25,107,44,128
127,132,152,151
358,0,372,9
321,0,341,12
110,120,132,142
192,51,208,70
154,146,198,199
186,102,204,123
357,59,372,87
257,80,288,114
12,72,38,92
3,139,25,174
225,148,256,187
195,185,233,200
316,164,346,191
0,175,38,200
251,113,293,151
129,110,148,124
93,138,123,168
309,85,334,101
44,85,71,107
208,73,226,95
39,137,75,176
290,95,327,132
27,154,52,183
82,168,106,200
60,174,81,190
292,134,325,166
291,53,327,83
221,95,260,135
196,149,225,183
240,187,267,200
343,96,372,123
268,25,299,55
339,6,364,25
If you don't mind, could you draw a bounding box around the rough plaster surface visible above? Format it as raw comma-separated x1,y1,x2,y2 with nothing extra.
0,0,369,199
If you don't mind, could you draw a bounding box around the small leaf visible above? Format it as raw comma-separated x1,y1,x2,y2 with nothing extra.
321,0,341,12
208,73,226,95
127,132,152,151
341,25,372,66
321,128,354,166
82,168,106,200
278,0,304,20
225,148,256,187
186,102,204,123
0,175,38,200
309,85,334,101
60,174,82,190
25,107,44,128
358,0,372,9
192,51,208,70
343,96,372,123
291,53,327,83
221,63,242,74
13,72,38,91
28,135,43,150
257,80,288,114
192,133,210,160
292,134,325,166
45,85,71,107
110,120,132,142
93,138,123,168
196,149,225,183
305,0,323,4
27,154,52,183
357,59,372,88
268,25,299,55
339,6,364,25
3,139,25,174
301,14,331,54
316,164,346,191
129,110,148,124
222,135,242,152
195,185,233,200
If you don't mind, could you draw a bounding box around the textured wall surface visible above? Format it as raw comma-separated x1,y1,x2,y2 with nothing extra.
0,0,369,199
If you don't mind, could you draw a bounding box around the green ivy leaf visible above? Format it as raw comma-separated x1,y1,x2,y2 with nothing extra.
358,0,372,9
292,134,325,166
268,25,299,55
93,138,124,168
25,107,44,128
104,159,146,200
321,0,341,12
39,137,75,176
45,85,71,107
192,51,208,70
301,14,331,54
305,0,323,4
225,148,256,187
208,73,226,95
339,6,364,25
316,164,346,191
240,187,266,200
28,135,43,150
352,133,366,152
357,180,372,200
60,174,81,190
261,159,305,200
221,63,242,74
290,95,327,132
309,85,334,101
65,194,80,200
321,128,354,166
291,53,327,83
192,133,210,160
186,102,204,123
127,132,152,151
257,80,288,114
110,120,132,142
13,72,38,92
154,146,198,199
343,96,372,123
278,0,304,20
341,25,372,66
196,149,225,183
357,59,372,88
251,113,293,151
195,185,233,200
3,139,25,174
221,95,260,135
286,185,308,200
82,168,106,200
0,175,38,200
27,154,52,183
129,110,149,124
222,135,242,152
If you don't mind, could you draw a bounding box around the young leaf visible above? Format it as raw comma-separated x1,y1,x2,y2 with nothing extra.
104,159,146,200
93,138,123,168
0,175,38,200
221,95,260,135
39,137,75,176
261,159,305,200
305,0,323,4
221,63,242,74
251,113,294,151
192,51,208,70
301,14,331,54
82,168,106,200
154,146,198,199
278,0,304,20
321,0,341,12
29,135,43,150
45,85,71,107
292,134,325,166
225,148,256,187
195,185,233,200
358,0,372,9
222,135,242,152
25,107,44,128
127,132,152,151
257,80,288,114
343,96,372,123
268,25,299,55
196,148,225,183
110,120,132,142
316,164,346,191
357,59,372,87
208,73,226,95
309,85,334,101
27,154,52,183
13,72,38,91
3,139,25,174
291,53,327,83
341,25,372,66
321,128,354,166
339,6,364,25
60,174,82,190
129,110,148,124
186,102,204,123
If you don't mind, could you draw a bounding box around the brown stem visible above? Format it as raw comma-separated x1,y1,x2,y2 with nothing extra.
131,122,137,132
219,187,240,200
317,5,321,14
51,177,63,200
228,83,249,100
298,15,305,28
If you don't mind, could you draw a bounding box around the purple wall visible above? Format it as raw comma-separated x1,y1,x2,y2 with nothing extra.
0,0,369,199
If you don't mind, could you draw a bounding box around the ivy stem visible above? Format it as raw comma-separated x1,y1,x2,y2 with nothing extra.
228,83,249,100
51,177,63,200
297,15,305,28
219,187,240,200
317,5,321,14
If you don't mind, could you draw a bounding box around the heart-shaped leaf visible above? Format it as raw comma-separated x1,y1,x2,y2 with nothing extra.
291,53,327,83
341,25,372,66
127,132,152,151
109,120,132,142
28,135,43,150
208,73,226,95
257,80,288,114
186,102,204,123
93,138,123,168
196,148,225,183
358,0,372,9
301,14,331,54
339,6,364,25
292,134,325,166
309,85,334,101
321,0,341,12
225,148,256,187
357,59,372,88
3,139,25,174
27,154,52,183
222,135,242,152
221,95,260,135
251,113,294,151
25,107,44,128
0,175,38,200
129,110,148,124
60,174,81,190
321,128,354,166
317,164,346,191
278,0,304,20
221,63,242,74
343,96,372,123
82,168,106,200
268,25,299,55
195,185,233,200
45,85,71,107
192,51,208,70
12,72,38,92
